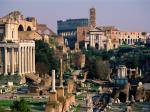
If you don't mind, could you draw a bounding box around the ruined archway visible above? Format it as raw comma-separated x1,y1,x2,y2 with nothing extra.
95,43,99,49
27,26,32,31
18,25,24,31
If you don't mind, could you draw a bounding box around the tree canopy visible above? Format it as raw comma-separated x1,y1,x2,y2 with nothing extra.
11,99,31,112
35,40,59,76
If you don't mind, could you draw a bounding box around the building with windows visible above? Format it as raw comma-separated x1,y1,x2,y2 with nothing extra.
0,11,36,75
57,18,89,49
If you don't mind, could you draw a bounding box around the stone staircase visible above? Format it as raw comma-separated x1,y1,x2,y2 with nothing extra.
25,73,41,84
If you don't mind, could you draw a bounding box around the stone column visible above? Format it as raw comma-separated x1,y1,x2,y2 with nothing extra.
30,47,32,73
11,48,14,75
18,47,21,75
4,47,8,75
22,47,24,74
24,47,26,73
32,47,35,73
60,58,63,87
92,35,95,48
90,34,92,47
51,70,56,92
27,47,30,73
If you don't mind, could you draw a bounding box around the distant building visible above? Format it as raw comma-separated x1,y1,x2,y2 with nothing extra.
89,7,96,28
57,18,89,49
84,27,111,50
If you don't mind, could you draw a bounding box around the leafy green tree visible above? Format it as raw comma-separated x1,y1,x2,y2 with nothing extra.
35,40,59,76
11,99,31,112
95,59,111,80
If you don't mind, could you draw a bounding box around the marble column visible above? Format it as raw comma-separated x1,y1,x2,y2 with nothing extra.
22,47,24,74
4,47,8,75
90,34,92,47
27,47,30,73
11,48,14,75
30,47,32,73
18,47,21,75
33,47,35,73
24,47,27,73
92,35,95,48
60,59,63,87
51,70,56,92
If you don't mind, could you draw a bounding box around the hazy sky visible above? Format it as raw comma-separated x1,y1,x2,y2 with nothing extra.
0,0,150,32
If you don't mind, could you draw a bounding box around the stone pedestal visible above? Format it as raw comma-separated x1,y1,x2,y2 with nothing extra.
67,80,74,93
49,92,57,102
56,87,64,99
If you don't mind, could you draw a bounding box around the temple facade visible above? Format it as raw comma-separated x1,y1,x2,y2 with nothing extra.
0,11,35,75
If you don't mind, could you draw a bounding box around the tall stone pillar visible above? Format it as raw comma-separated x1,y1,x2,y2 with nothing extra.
92,35,95,48
18,47,21,75
33,47,35,73
49,69,57,102
22,47,24,74
30,47,32,73
24,47,27,73
90,34,92,47
4,47,8,75
51,70,56,92
60,58,63,87
11,48,14,75
27,47,30,73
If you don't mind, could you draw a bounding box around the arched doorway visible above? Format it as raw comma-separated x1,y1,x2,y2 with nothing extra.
95,43,99,49
27,26,32,31
18,25,24,31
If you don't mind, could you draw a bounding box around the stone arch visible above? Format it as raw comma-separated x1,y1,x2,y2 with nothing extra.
95,43,99,49
18,24,24,31
27,26,32,31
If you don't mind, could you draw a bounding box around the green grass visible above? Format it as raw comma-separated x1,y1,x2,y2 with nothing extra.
0,100,13,107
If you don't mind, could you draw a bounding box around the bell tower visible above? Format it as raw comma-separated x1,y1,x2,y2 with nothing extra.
90,7,96,28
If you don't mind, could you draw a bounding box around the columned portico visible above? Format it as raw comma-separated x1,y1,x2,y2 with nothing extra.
0,42,35,75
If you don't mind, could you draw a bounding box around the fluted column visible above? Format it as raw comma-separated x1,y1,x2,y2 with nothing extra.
27,47,30,73
92,35,95,48
4,47,8,75
30,47,32,73
11,48,14,75
51,70,56,92
90,34,92,47
24,47,27,73
60,59,63,87
18,47,21,75
22,47,24,74
32,47,35,73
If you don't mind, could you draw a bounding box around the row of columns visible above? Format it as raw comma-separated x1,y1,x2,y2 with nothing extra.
89,34,102,49
119,38,140,45
117,66,127,78
4,46,35,75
